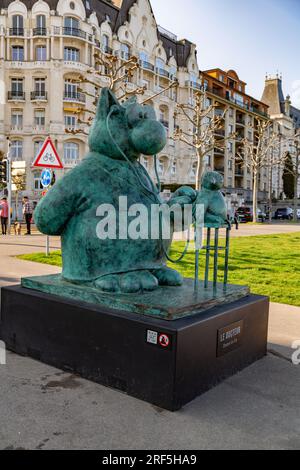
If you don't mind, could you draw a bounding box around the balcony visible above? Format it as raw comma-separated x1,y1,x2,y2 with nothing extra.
185,81,202,91
214,148,225,156
8,91,25,101
62,27,86,40
9,28,24,36
139,61,155,72
63,91,86,103
215,129,225,138
33,27,47,36
102,45,113,55
156,68,169,78
64,158,80,168
31,91,48,101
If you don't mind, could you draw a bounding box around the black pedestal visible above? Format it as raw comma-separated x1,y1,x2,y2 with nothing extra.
0,286,269,411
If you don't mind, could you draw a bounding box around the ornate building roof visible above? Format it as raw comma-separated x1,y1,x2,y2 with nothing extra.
0,0,192,66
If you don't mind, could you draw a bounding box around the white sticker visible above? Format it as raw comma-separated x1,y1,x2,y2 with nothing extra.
147,330,158,345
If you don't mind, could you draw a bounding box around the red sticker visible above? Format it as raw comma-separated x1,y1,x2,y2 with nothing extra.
159,334,170,348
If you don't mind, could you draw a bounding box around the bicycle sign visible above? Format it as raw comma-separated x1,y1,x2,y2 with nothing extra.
33,137,64,169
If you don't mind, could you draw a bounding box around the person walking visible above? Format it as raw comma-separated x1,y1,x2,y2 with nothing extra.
22,196,33,235
0,196,9,235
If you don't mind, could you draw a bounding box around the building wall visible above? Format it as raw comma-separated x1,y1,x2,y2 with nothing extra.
0,0,271,209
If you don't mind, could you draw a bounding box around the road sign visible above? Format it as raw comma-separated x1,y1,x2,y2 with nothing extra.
41,169,52,188
33,137,64,169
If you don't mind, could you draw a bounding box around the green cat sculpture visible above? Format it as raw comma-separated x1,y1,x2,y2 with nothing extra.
34,88,198,293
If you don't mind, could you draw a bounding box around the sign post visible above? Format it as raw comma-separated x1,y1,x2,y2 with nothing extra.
33,137,64,255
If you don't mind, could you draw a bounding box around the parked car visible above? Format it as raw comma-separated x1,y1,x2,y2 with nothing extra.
274,208,294,220
235,207,266,223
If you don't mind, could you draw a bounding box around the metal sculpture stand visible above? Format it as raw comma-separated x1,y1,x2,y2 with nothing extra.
194,225,231,296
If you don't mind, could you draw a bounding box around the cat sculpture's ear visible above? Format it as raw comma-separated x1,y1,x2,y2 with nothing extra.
95,87,121,121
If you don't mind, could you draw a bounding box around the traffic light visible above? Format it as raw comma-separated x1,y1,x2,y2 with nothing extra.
0,159,7,184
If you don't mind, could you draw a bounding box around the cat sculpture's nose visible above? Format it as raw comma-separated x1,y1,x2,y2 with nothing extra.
129,120,167,156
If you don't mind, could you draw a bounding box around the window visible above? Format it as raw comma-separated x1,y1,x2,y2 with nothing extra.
203,80,209,91
33,172,43,191
34,141,43,160
141,157,148,170
204,155,211,166
36,46,46,61
11,78,23,97
171,161,177,176
156,58,165,70
228,142,233,153
64,114,77,128
228,159,233,170
228,124,234,135
34,109,45,127
64,16,79,30
36,14,46,29
64,142,79,163
140,52,148,63
158,159,164,175
102,34,110,52
229,107,234,118
11,140,23,161
35,78,46,94
64,47,80,62
12,15,23,35
64,80,78,99
191,162,197,178
12,46,24,61
121,43,130,60
11,110,23,128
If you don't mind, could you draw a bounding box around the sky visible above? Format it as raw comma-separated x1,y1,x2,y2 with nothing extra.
150,0,300,108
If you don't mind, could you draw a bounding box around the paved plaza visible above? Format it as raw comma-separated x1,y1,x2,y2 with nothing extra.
0,225,299,450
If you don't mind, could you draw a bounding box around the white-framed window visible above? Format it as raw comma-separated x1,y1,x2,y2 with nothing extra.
11,46,24,61
228,142,233,153
228,159,233,170
171,161,177,176
140,51,148,63
34,109,45,127
228,124,234,134
12,14,23,32
204,155,211,166
64,16,79,31
36,14,46,29
121,43,130,60
64,80,78,99
64,47,80,62
64,114,77,128
191,162,197,179
11,78,23,94
34,78,46,94
141,157,148,170
36,46,46,61
33,171,43,190
64,142,79,163
11,140,23,161
102,34,110,52
158,159,164,175
34,141,43,160
11,109,23,128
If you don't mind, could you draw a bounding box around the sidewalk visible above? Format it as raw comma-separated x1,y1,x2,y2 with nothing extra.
0,234,299,449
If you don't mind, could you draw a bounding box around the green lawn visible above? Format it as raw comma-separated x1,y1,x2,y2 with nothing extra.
17,233,300,307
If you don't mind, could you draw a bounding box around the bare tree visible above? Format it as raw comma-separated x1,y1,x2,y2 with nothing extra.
280,133,300,221
236,119,281,222
66,51,177,136
172,90,235,190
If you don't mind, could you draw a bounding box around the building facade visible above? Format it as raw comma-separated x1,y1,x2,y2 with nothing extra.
261,75,300,199
201,68,270,207
0,0,271,209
